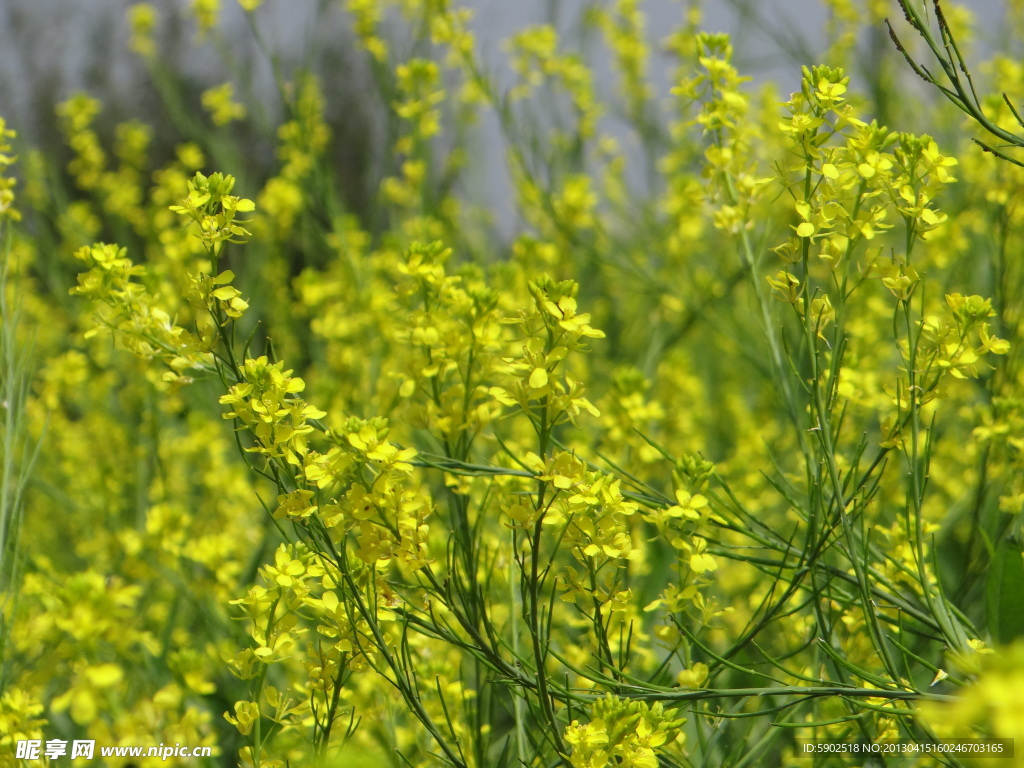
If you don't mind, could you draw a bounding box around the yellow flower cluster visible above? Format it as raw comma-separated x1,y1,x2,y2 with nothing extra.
565,695,684,768
0,118,19,222
219,357,325,463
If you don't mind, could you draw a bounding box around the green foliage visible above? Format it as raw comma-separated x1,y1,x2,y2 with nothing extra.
2,1,1024,767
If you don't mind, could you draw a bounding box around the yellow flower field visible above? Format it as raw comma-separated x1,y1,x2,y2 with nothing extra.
2,1,1024,766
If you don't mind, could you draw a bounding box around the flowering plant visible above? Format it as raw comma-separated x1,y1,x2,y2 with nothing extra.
1,1,1022,766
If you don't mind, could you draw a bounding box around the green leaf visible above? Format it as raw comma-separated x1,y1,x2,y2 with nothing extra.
987,538,1024,644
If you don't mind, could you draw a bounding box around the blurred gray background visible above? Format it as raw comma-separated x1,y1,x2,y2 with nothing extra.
0,0,1011,233
1,0,1009,124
